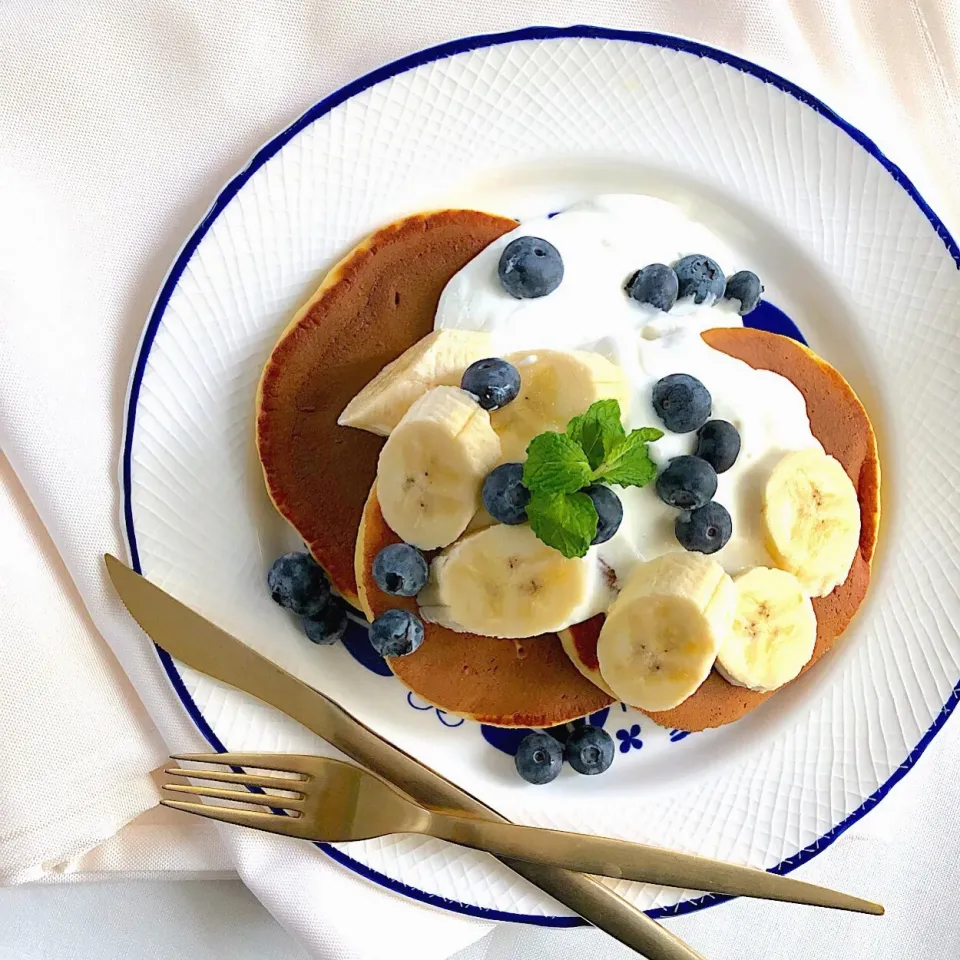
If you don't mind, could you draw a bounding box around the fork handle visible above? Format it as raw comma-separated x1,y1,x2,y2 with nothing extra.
426,814,881,914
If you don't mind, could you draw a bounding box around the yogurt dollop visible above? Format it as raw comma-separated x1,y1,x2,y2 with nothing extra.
435,195,821,587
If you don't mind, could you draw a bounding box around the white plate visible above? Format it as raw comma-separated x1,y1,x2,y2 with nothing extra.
122,27,960,923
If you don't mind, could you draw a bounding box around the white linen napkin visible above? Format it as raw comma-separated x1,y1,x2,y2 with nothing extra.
0,455,164,885
2,2,959,958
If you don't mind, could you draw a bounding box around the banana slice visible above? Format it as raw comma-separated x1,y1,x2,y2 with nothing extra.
491,350,631,461
762,448,861,597
715,567,817,692
418,524,609,638
597,553,735,711
377,386,501,550
339,330,491,436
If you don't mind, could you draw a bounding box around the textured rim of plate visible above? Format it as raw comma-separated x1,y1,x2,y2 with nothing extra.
120,25,960,926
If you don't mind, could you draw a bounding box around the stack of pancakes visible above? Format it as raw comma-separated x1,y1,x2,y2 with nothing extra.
257,210,880,732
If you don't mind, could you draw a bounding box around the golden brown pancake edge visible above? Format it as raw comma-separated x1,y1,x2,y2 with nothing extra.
560,327,880,732
255,210,519,605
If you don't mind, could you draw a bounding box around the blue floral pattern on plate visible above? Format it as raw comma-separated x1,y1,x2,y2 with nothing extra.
406,692,465,727
616,723,643,753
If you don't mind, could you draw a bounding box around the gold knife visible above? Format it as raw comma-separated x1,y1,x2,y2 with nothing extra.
106,554,704,959
106,555,881,955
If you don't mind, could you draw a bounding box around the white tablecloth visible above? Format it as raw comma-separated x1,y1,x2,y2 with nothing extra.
2,2,959,958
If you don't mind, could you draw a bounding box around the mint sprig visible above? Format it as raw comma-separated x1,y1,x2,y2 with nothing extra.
521,400,663,558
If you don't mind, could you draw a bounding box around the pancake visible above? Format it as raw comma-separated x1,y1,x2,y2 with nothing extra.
256,210,518,604
356,483,615,726
561,327,880,732
258,207,879,730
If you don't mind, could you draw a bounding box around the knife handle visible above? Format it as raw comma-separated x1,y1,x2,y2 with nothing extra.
504,858,705,960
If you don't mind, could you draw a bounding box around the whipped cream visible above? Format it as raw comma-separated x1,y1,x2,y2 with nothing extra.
435,195,821,588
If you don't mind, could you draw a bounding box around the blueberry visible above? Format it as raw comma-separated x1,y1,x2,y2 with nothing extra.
625,263,679,311
695,420,741,474
267,552,330,616
674,254,726,304
372,543,428,597
482,462,530,525
368,609,424,658
724,270,763,315
303,596,349,645
564,725,614,776
651,373,712,433
514,732,563,785
656,456,718,510
461,358,521,411
583,485,623,545
498,236,564,299
676,501,732,554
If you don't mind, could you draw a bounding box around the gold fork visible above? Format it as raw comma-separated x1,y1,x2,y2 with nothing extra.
162,752,882,915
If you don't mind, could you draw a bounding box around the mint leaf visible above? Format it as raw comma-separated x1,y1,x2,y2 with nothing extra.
566,399,626,470
593,427,663,487
526,491,598,559
523,432,592,495
625,426,665,444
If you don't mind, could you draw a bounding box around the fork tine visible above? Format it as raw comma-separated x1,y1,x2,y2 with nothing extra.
162,783,304,810
160,799,310,837
169,753,313,776
164,767,305,793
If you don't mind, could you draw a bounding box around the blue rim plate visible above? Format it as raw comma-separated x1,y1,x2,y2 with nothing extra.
122,25,960,925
